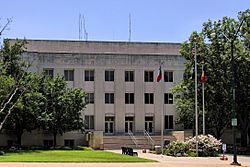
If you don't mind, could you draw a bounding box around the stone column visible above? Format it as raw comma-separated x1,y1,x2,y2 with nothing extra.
134,69,145,133
94,68,105,131
114,68,125,134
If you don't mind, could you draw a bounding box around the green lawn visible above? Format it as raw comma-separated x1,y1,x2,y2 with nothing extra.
0,150,156,162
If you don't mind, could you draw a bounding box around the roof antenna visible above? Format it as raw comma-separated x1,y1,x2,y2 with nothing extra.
128,14,131,42
79,14,83,40
82,14,88,41
79,14,88,41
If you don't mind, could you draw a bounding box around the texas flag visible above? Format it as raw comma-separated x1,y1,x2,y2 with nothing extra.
201,68,207,83
156,66,162,82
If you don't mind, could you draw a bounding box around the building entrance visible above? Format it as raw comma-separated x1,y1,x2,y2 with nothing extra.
125,117,134,133
145,117,154,133
105,117,114,134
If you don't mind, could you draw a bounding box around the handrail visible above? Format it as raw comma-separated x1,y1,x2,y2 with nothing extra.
128,130,138,148
144,130,155,147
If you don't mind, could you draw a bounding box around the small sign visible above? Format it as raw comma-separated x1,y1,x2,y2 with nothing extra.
232,118,237,126
222,144,226,152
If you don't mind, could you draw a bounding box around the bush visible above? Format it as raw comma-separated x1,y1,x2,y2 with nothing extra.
0,151,5,156
186,149,197,157
163,140,188,156
162,134,222,157
73,146,86,150
185,134,222,157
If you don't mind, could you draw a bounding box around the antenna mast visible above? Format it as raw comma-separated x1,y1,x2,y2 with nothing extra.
128,14,131,42
79,14,83,40
82,14,88,41
79,14,88,41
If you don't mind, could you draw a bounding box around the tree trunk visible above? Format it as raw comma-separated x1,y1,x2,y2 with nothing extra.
215,128,221,139
53,132,57,148
16,130,23,148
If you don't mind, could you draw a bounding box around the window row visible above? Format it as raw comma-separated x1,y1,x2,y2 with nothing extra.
86,93,173,104
84,115,174,131
43,69,174,82
43,139,74,147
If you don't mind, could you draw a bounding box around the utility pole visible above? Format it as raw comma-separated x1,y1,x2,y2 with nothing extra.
230,15,247,166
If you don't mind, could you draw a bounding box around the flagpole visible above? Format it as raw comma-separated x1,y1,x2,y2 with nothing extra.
160,63,164,154
202,65,205,135
161,78,164,153
157,63,164,154
194,43,199,156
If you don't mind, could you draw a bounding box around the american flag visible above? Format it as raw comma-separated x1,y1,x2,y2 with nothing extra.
192,47,196,56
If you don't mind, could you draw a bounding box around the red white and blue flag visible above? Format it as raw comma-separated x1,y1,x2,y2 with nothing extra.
192,47,196,56
156,66,162,82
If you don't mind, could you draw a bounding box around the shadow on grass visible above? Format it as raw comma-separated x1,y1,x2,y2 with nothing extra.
4,150,42,154
1,146,92,155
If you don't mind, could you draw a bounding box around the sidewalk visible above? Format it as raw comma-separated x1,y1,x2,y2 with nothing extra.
0,150,249,167
108,149,250,167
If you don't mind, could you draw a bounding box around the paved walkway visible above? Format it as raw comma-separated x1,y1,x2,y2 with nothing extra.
0,149,249,167
109,149,250,167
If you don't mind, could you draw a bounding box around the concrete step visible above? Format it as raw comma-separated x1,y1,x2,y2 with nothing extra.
103,135,176,149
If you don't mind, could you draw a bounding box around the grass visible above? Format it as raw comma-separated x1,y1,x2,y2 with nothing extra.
0,149,156,163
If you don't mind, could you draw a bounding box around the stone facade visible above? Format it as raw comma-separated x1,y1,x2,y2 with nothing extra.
1,39,185,147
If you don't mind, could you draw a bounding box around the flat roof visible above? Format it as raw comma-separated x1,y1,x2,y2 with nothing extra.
9,39,181,55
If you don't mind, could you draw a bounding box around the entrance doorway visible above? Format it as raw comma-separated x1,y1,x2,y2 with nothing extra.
105,117,114,134
145,117,154,133
125,117,134,133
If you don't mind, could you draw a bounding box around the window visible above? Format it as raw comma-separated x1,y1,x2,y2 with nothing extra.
144,71,154,82
64,139,74,147
85,115,94,130
125,71,134,82
43,68,54,78
85,70,94,81
145,93,154,104
105,70,114,81
125,93,134,104
64,69,74,81
105,93,114,104
164,93,174,104
43,140,53,147
86,93,94,104
164,71,173,82
165,115,174,129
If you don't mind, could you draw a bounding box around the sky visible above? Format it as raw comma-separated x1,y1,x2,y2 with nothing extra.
0,0,249,43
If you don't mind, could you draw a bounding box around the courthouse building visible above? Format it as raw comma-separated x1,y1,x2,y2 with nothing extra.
1,39,185,147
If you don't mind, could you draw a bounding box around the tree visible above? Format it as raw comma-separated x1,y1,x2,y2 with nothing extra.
202,10,250,146
0,39,28,131
39,76,86,147
172,9,250,144
3,73,46,147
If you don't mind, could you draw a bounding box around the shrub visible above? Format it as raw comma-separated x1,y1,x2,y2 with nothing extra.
73,146,86,150
186,149,197,157
163,134,222,157
163,140,188,156
0,151,5,156
185,134,222,157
